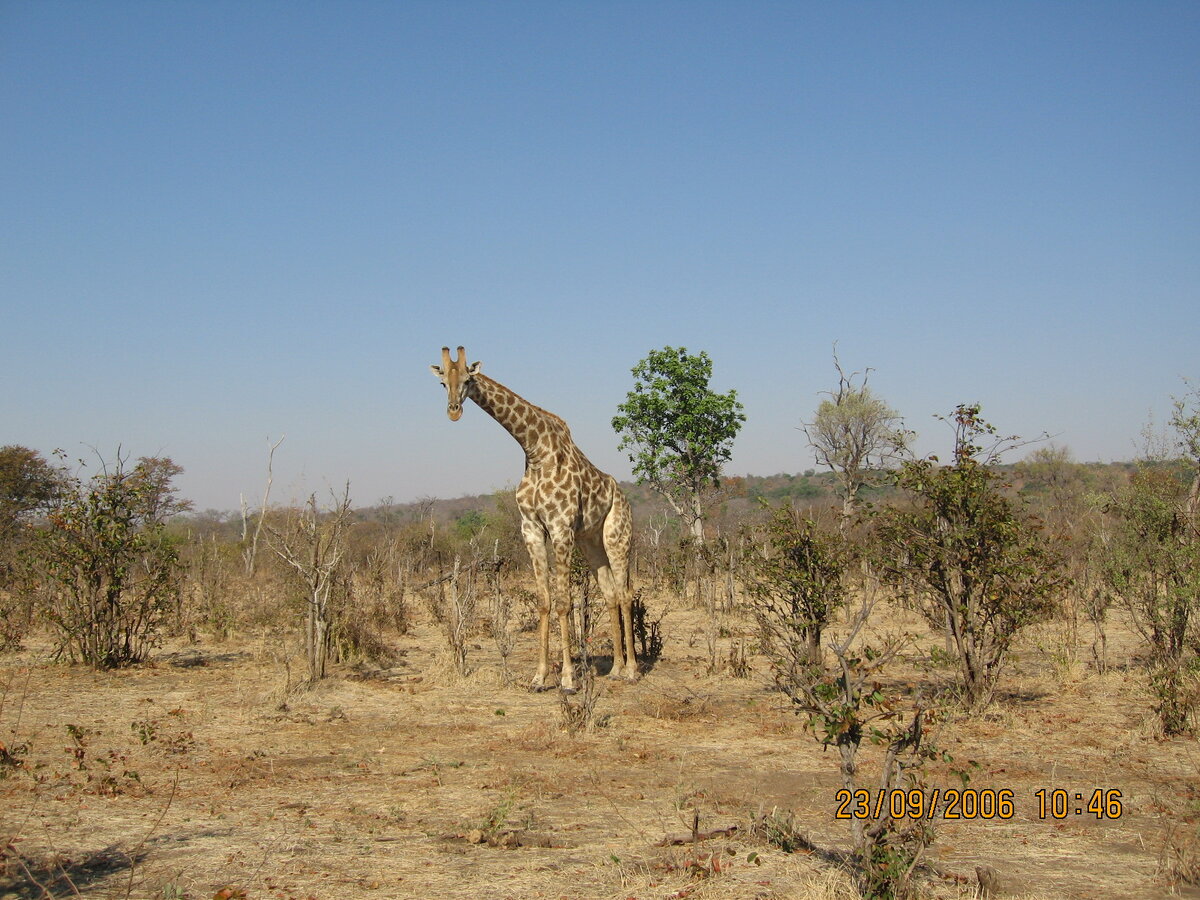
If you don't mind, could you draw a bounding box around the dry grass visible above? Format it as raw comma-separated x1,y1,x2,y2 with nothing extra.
1,589,1198,900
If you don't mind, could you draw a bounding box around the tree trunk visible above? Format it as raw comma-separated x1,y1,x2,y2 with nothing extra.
307,579,330,682
838,738,864,851
806,625,822,663
690,492,705,544
840,479,859,524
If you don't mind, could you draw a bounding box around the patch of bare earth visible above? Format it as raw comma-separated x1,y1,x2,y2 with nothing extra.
2,601,1197,899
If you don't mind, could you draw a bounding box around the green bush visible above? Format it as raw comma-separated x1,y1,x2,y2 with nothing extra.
37,456,188,668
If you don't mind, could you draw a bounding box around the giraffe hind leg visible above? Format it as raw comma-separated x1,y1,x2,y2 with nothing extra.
606,496,638,680
583,534,638,681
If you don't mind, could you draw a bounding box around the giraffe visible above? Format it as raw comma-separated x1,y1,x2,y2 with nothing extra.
430,346,638,691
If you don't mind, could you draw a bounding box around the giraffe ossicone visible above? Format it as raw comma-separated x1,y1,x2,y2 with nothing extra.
430,345,638,691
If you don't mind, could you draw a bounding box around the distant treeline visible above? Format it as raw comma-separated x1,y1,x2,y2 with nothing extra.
180,459,1139,542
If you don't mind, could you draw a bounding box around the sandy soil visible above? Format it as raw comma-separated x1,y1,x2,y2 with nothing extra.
2,600,1198,900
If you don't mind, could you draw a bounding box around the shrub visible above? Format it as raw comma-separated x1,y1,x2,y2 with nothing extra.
743,506,848,685
1102,452,1200,733
37,456,188,668
783,581,943,899
875,406,1066,710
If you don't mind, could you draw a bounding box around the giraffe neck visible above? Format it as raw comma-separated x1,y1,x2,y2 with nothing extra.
467,373,565,462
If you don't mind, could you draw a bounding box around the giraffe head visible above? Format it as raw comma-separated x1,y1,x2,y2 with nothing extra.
430,346,481,422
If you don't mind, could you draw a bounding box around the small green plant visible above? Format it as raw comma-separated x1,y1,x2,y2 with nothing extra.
62,723,143,796
0,737,31,778
131,715,196,755
482,786,519,835
927,645,957,668
753,807,813,854
65,722,93,770
463,783,531,845
132,719,158,745
682,848,735,880
415,756,462,787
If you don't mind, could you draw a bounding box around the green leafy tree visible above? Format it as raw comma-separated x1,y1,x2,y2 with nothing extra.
0,446,69,647
38,454,191,668
803,352,910,521
1,445,67,566
875,405,1066,710
0,445,66,530
612,347,745,543
453,509,487,542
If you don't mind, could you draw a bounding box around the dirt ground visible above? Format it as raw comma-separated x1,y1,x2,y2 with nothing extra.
2,598,1198,900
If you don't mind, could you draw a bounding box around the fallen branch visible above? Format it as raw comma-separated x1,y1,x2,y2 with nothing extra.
656,824,739,846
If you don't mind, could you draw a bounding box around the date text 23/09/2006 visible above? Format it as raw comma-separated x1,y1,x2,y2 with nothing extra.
833,788,1124,821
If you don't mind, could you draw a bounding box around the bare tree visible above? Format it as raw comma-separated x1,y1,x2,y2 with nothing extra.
268,484,353,683
803,348,910,520
442,551,480,676
241,435,285,576
487,541,515,681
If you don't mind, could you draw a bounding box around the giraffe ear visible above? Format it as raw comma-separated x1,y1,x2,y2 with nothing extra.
429,364,444,378
468,361,482,375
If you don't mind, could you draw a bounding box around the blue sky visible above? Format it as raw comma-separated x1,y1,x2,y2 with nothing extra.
3,2,1198,512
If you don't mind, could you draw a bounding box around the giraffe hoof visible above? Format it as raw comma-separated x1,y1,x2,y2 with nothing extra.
559,685,578,696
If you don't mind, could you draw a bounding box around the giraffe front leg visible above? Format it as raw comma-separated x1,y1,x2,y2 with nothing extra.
533,601,553,691
557,601,576,693
552,537,577,693
523,523,554,691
